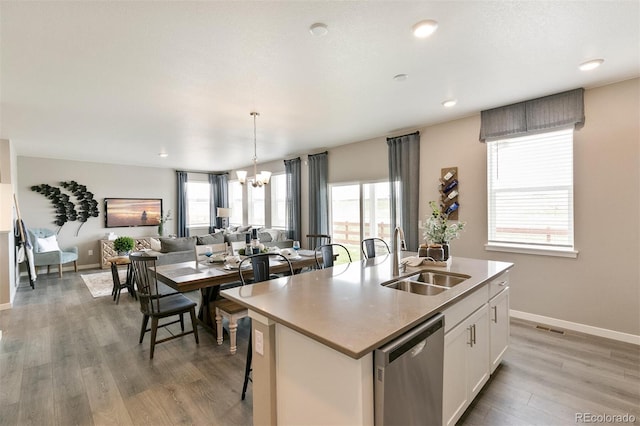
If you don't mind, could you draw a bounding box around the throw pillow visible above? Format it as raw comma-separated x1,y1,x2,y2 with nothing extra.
159,236,196,253
196,233,224,245
37,235,60,252
237,225,251,232
258,232,273,242
149,237,161,251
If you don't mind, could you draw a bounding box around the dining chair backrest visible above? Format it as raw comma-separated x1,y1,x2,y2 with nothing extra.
361,237,391,259
238,253,294,285
306,234,332,250
129,252,161,315
315,243,352,269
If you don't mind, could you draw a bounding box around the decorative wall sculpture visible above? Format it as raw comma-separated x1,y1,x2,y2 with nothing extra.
30,181,99,235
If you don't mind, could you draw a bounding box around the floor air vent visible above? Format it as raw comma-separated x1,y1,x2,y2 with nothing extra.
535,325,565,335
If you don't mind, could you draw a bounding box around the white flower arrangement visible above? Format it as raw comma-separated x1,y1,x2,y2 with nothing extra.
423,201,466,244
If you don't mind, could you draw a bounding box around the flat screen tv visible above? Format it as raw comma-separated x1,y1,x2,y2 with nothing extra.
104,198,163,228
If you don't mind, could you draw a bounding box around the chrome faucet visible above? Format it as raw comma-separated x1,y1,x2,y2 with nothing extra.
392,226,406,276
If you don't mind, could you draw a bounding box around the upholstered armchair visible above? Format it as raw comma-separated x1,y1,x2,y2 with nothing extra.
27,228,78,277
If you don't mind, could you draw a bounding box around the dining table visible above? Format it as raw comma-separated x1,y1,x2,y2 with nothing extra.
153,250,322,335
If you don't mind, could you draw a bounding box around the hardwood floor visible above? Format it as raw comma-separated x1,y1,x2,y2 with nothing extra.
1,270,638,425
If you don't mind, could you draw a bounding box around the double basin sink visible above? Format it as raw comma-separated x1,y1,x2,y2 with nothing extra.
383,270,471,296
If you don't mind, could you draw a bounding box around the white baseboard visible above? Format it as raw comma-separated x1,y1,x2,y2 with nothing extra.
0,302,12,311
510,310,640,346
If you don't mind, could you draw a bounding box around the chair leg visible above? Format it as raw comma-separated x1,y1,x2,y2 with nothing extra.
139,315,149,344
242,326,253,400
190,307,199,344
47,265,50,274
229,317,238,355
58,264,63,278
74,260,78,272
150,317,159,359
180,314,185,332
215,308,223,345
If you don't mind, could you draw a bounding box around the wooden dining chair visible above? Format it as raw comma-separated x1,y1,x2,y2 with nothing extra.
129,252,199,359
215,253,294,355
315,243,352,269
361,237,391,259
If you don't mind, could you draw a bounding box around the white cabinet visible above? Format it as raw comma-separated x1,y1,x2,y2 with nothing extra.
443,304,490,426
490,287,510,373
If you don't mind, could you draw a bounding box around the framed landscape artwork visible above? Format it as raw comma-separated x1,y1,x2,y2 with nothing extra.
104,198,162,228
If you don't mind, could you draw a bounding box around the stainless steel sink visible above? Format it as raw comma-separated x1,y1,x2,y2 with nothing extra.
408,270,470,287
384,280,448,296
382,270,470,296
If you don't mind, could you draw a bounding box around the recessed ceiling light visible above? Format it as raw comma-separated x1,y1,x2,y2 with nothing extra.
413,20,438,38
579,59,604,71
158,152,168,158
442,99,457,108
393,74,408,82
309,23,328,36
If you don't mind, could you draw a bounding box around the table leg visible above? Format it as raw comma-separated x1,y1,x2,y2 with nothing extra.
198,286,220,338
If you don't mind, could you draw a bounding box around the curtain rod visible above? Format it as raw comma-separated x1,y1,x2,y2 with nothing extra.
387,130,420,141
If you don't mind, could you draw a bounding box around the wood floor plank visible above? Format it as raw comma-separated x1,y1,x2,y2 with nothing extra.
0,349,25,406
81,362,134,425
54,393,95,426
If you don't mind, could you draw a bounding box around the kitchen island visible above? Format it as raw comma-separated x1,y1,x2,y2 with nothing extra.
221,255,513,425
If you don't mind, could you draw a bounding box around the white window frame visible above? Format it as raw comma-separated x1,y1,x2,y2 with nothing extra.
185,179,210,229
485,128,578,258
270,173,287,230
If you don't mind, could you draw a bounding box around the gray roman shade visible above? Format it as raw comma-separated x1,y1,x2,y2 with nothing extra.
284,157,301,242
176,171,189,237
479,88,585,142
308,152,329,239
209,173,228,232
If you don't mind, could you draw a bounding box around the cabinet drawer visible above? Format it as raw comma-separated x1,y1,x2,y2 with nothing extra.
489,271,509,299
442,285,489,333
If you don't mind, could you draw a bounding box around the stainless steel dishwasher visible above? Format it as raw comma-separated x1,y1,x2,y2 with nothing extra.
374,313,444,426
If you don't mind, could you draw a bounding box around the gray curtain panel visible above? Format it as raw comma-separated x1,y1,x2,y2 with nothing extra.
387,132,420,251
479,88,585,142
284,157,302,242
209,173,229,232
308,152,329,239
176,171,189,237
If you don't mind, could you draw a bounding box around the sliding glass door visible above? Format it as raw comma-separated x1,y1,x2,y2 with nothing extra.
330,181,390,261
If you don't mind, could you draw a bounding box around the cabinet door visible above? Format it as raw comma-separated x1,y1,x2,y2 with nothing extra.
443,319,470,426
490,287,510,373
467,304,490,401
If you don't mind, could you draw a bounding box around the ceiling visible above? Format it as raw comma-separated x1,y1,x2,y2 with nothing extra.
1,1,638,172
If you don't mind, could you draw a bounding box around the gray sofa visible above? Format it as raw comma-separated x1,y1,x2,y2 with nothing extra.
146,229,293,265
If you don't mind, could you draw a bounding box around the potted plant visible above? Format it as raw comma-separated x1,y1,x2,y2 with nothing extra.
423,201,466,260
113,236,135,256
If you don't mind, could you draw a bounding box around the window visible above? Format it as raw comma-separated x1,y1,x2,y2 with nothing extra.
270,173,286,229
186,181,210,228
487,128,575,255
228,181,243,226
330,181,391,261
248,185,265,227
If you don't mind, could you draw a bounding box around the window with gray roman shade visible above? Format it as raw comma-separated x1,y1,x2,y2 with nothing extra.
479,88,585,142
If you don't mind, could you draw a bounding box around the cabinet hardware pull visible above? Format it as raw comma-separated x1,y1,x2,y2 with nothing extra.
467,326,473,347
498,281,507,286
492,306,498,323
471,324,477,345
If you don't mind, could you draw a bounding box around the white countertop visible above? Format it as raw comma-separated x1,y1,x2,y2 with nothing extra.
221,255,513,359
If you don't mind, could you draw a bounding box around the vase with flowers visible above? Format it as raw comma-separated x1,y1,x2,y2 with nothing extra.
423,201,466,260
158,209,172,237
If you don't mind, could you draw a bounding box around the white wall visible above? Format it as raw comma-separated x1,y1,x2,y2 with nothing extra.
0,139,17,307
17,157,176,268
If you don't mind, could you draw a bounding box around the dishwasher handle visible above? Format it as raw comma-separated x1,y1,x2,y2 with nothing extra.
375,313,444,366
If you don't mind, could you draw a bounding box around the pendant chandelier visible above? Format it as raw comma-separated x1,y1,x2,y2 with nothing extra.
236,112,271,187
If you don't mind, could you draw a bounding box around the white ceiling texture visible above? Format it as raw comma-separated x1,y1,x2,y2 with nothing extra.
1,1,638,172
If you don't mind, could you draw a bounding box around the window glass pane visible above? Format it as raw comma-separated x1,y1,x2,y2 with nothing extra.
363,182,391,245
487,128,574,248
330,184,361,261
186,181,210,227
248,185,265,227
228,181,243,226
270,174,286,229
